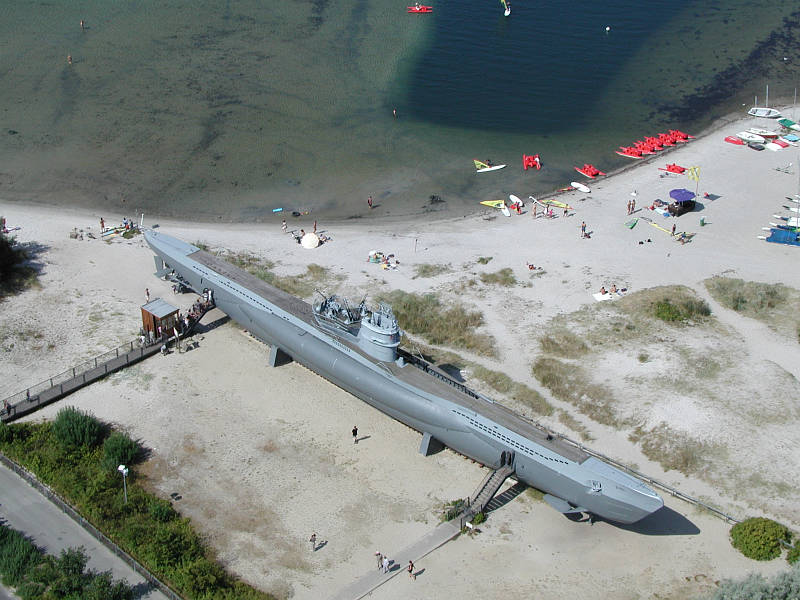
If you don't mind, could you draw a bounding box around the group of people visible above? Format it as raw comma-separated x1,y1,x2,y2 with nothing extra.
626,197,637,215
374,551,416,579
599,284,626,295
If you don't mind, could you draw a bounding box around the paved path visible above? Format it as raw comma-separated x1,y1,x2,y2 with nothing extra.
0,463,169,600
329,520,462,600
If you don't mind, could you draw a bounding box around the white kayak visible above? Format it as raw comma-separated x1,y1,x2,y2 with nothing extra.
747,127,779,139
570,181,591,193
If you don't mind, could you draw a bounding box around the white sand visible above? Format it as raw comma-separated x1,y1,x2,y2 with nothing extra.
3,113,800,599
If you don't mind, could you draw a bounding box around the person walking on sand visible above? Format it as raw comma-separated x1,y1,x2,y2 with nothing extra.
375,551,383,570
532,203,537,219
367,196,373,209
100,217,105,231
671,223,676,236
580,221,586,238
352,425,358,444
407,560,416,580
382,555,390,574
631,198,636,213
313,220,317,233
309,532,317,551
145,288,150,303
281,219,287,233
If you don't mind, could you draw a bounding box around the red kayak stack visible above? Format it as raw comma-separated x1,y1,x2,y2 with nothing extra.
616,129,694,159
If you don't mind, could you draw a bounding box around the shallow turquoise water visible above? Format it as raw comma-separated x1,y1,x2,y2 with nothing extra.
0,0,798,222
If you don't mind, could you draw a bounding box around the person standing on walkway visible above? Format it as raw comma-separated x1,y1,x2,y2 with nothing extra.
309,532,317,551
375,551,383,570
382,555,389,573
407,560,416,580
352,425,358,444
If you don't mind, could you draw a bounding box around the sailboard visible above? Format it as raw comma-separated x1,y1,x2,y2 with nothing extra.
541,199,573,210
625,218,638,229
500,0,510,16
480,200,506,208
569,181,591,193
474,159,506,173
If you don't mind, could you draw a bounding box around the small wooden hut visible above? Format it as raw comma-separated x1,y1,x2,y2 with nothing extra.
141,298,179,339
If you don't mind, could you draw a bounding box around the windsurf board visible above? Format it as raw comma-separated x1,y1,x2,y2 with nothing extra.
570,182,591,193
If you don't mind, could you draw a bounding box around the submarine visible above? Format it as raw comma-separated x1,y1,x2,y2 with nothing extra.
145,229,663,524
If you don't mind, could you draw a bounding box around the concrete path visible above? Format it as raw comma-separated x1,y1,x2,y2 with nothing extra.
0,462,169,600
328,520,462,600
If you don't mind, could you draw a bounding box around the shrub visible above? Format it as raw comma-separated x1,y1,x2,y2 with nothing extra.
0,525,43,586
476,256,492,264
708,565,800,599
52,406,104,449
148,498,177,523
102,432,139,472
730,517,791,561
787,543,800,565
479,268,516,287
471,511,486,525
0,420,12,444
653,297,710,323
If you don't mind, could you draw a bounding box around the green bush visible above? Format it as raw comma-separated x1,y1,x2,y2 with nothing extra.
148,498,177,523
52,406,104,449
788,543,800,565
0,420,12,444
730,517,791,561
653,297,710,323
471,511,486,525
102,432,139,472
0,525,43,587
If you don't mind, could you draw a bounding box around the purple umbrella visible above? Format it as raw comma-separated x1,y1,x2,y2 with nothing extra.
669,188,696,203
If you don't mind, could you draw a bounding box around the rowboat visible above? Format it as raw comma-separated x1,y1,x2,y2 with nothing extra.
748,107,781,118
747,127,779,139
778,118,800,132
737,131,766,143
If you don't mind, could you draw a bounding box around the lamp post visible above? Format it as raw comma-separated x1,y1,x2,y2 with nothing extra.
117,464,129,504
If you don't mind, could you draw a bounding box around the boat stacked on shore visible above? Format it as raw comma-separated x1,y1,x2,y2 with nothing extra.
615,130,694,159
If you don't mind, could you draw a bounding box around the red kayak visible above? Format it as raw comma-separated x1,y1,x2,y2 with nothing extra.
574,164,605,179
724,135,745,145
407,5,433,12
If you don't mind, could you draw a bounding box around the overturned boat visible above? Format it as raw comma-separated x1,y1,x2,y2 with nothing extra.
145,230,663,524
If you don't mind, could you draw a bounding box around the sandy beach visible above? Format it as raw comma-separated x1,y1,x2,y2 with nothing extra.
2,112,800,599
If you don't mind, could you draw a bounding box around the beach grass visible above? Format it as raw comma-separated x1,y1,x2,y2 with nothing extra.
413,263,452,279
531,357,620,427
225,251,341,299
0,234,38,300
479,268,516,287
616,285,711,324
539,329,589,358
557,410,593,441
381,290,497,357
469,364,553,416
704,276,800,340
628,422,716,477
476,256,493,265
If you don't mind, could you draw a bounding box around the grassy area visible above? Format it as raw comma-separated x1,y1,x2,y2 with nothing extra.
538,329,589,359
705,276,800,341
413,263,451,279
225,251,341,299
557,410,593,441
616,285,711,324
476,256,493,265
531,357,620,427
479,268,516,287
0,414,271,600
381,290,497,357
628,422,716,476
469,364,553,416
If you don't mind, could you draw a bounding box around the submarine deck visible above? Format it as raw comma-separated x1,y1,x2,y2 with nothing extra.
192,250,589,465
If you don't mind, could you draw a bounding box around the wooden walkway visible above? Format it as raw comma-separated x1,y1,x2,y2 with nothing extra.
1,342,165,423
